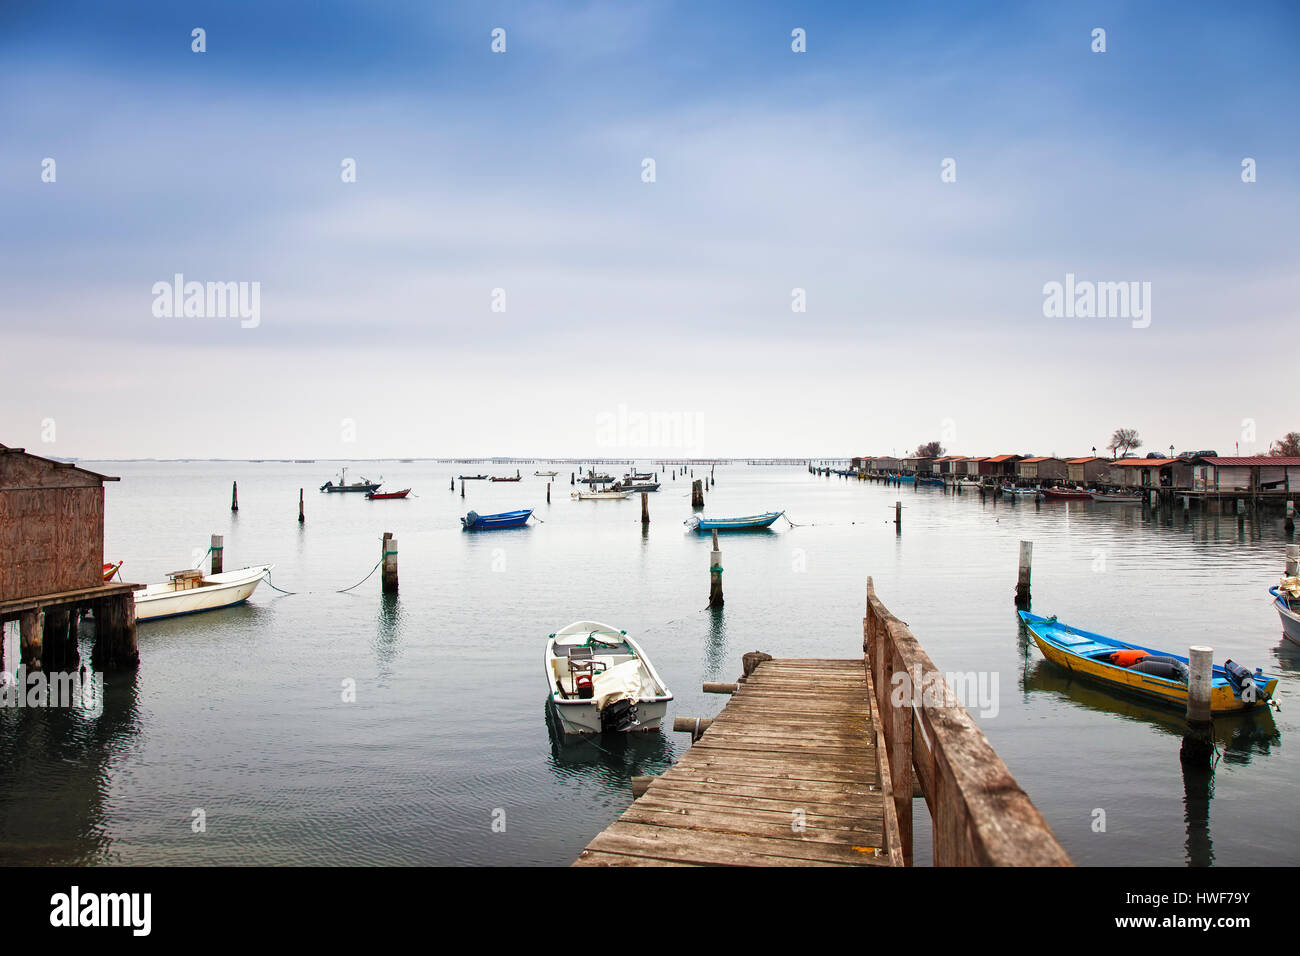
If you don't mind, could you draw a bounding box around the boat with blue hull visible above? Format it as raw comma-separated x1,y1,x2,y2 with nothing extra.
461,509,533,530
1019,611,1277,714
686,511,784,532
918,477,945,487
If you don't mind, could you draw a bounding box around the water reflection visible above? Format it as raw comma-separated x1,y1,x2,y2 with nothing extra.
703,606,728,679
0,661,141,865
543,699,676,785
372,592,403,674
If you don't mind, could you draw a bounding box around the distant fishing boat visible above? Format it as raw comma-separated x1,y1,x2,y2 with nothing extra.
1002,486,1038,497
462,509,533,530
1090,491,1142,502
1271,581,1300,646
490,476,522,482
578,474,615,484
320,467,380,493
571,490,630,500
1040,488,1092,500
535,470,558,477
893,474,916,485
458,474,488,480
613,481,660,492
545,621,673,735
918,476,945,487
136,565,273,622
366,488,410,500
686,511,784,531
102,561,122,581
1019,611,1276,714
624,472,653,481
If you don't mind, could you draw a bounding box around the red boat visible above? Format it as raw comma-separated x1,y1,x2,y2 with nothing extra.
1040,488,1092,500
103,561,123,580
366,489,410,500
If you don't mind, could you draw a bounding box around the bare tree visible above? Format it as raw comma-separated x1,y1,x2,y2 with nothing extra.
1269,432,1300,457
914,440,945,458
1107,428,1142,459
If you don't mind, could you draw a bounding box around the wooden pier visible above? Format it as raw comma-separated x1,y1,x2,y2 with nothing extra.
575,580,1069,867
575,655,900,866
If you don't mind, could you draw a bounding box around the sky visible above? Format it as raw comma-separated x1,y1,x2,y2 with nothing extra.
1,0,1297,460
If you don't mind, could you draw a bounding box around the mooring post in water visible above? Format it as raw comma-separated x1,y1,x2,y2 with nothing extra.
231,480,238,512
298,488,305,524
705,476,709,491
641,491,649,525
691,479,704,508
708,529,724,608
211,534,223,575
571,472,575,485
1181,646,1214,766
381,532,398,594
460,479,465,498
449,478,454,491
1014,540,1032,609
895,500,902,532
1286,502,1296,535
547,482,551,504
1286,544,1298,578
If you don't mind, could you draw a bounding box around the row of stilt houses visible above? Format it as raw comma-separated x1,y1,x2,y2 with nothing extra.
841,452,1300,510
0,444,142,674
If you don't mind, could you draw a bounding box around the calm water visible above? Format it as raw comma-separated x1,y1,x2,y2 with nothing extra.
1,463,1296,866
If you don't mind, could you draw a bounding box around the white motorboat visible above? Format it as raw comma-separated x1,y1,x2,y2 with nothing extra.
545,621,673,735
570,490,630,500
1272,579,1300,646
135,565,273,622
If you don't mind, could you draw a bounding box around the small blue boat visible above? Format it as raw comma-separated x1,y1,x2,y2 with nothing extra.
461,509,533,530
918,477,945,487
892,474,915,484
686,511,784,532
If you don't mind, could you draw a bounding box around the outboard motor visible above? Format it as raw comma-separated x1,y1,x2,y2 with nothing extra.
1223,659,1256,700
465,510,479,528
600,698,640,733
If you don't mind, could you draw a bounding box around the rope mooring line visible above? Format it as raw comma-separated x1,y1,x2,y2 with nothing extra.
264,553,393,596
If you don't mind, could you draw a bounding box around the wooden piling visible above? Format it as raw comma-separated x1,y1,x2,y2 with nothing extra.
450,478,454,491
1286,501,1296,535
19,607,44,669
1180,645,1214,766
231,480,238,512
1014,540,1032,609
1286,544,1298,578
641,491,649,525
461,479,465,498
894,500,901,531
43,607,79,671
381,532,398,594
547,482,551,504
298,488,305,524
705,476,709,491
691,479,704,508
672,716,713,741
211,534,223,575
708,529,723,608
702,681,738,694
91,593,138,670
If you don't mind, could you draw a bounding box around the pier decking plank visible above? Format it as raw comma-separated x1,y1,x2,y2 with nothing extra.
573,658,895,867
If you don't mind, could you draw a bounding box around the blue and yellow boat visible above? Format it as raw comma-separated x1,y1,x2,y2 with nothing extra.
1018,611,1277,714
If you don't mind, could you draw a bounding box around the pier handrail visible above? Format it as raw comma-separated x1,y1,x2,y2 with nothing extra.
864,577,1071,866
